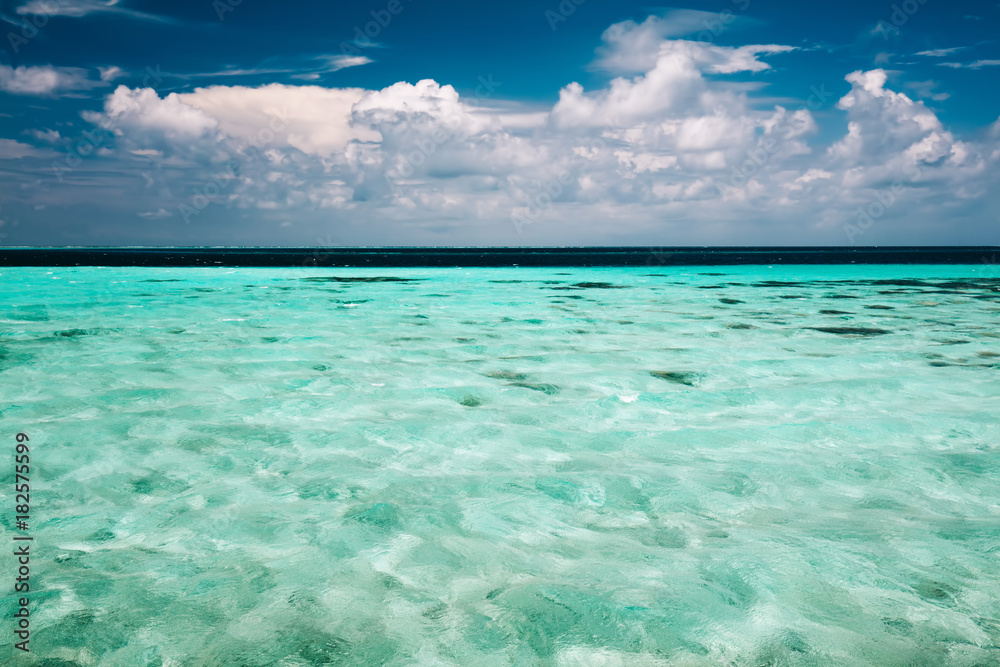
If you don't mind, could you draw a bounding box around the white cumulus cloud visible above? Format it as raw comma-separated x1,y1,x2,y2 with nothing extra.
48,16,1000,245
0,138,55,158
0,64,102,96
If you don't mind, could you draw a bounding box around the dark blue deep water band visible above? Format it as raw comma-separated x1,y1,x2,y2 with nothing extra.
1,246,998,266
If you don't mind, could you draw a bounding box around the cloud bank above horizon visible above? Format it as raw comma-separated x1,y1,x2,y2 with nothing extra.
1,3,998,246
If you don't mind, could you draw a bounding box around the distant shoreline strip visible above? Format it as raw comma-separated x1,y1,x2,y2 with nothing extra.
0,247,997,267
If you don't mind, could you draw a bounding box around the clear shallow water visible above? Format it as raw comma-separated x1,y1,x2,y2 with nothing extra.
1,265,999,666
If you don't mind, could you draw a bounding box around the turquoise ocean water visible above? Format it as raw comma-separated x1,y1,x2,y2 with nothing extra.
1,265,998,665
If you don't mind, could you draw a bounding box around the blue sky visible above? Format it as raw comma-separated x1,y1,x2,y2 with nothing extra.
0,0,998,246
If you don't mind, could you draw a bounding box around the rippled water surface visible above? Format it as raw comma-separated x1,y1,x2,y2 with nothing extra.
1,265,999,666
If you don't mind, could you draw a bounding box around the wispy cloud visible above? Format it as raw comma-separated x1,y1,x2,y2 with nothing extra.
324,55,372,72
98,66,126,82
593,13,780,74
0,138,56,159
915,47,968,57
24,128,61,142
16,0,174,23
172,54,373,82
179,67,292,79
904,79,950,101
0,64,105,96
937,59,1000,69
293,56,373,80
137,208,172,219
